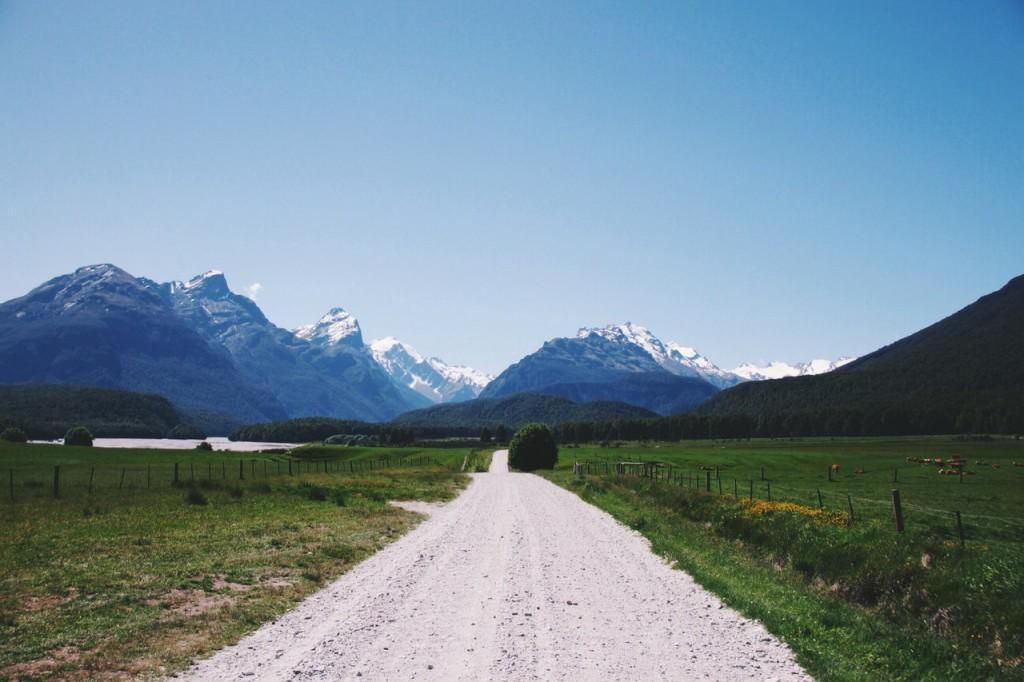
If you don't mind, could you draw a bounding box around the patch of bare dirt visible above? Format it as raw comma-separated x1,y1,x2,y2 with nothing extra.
147,589,236,619
0,646,82,680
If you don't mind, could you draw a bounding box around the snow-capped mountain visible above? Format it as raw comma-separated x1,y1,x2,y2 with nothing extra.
578,323,742,389
370,337,491,404
169,273,428,420
293,308,363,349
730,357,856,381
479,327,718,415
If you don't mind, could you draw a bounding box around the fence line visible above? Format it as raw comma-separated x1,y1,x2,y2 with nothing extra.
4,453,445,502
573,460,1024,545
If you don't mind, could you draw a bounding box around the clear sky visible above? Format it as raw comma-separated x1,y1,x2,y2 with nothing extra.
1,1,1022,374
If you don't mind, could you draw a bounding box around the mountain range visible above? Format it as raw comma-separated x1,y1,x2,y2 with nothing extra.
0,265,487,426
0,264,857,428
478,322,853,416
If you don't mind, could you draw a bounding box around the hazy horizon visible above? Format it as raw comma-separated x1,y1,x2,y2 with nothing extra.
3,2,1022,374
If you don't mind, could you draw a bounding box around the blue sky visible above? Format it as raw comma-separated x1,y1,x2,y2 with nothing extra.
1,1,1022,374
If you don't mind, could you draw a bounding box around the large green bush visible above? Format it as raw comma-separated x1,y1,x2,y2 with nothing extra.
508,423,558,471
63,426,94,447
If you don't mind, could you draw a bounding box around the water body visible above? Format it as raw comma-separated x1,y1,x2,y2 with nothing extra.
31,436,299,452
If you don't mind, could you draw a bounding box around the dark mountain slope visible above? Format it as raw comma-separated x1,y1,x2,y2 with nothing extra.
392,393,658,430
0,384,191,439
700,274,1024,434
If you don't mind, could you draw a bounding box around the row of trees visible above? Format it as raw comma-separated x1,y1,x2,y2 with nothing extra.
543,405,1024,443
232,405,1024,449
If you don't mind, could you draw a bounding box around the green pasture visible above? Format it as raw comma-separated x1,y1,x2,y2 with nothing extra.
0,442,475,679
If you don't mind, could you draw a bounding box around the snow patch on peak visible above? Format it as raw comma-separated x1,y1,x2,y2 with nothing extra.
426,358,493,388
577,322,740,388
730,357,856,381
295,308,363,346
370,336,491,403
182,270,224,289
371,336,425,365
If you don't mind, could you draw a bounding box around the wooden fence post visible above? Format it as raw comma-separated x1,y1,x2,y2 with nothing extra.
174,462,179,485
817,488,823,510
53,465,60,498
734,479,738,498
847,494,855,523
828,465,832,482
89,468,95,493
767,480,772,502
147,465,151,489
705,470,711,492
239,460,244,481
891,489,904,533
717,478,722,495
955,510,965,547
749,480,753,501
119,468,126,489
761,466,765,481
893,468,898,483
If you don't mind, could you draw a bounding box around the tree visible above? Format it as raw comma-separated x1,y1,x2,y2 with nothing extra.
508,423,558,471
63,426,94,447
480,427,492,444
495,424,509,443
0,426,27,443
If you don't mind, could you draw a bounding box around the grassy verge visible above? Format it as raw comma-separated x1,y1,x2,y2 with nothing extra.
463,449,495,472
0,443,470,680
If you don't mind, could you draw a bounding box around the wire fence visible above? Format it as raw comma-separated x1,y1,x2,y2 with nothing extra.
572,460,1024,547
3,453,443,502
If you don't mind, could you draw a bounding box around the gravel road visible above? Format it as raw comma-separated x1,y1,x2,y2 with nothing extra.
178,450,809,681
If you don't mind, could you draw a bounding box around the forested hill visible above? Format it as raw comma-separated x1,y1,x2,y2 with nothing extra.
0,384,202,439
698,274,1024,435
391,393,658,430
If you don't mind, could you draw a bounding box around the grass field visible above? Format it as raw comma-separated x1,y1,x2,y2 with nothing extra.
544,436,1024,680
0,442,476,680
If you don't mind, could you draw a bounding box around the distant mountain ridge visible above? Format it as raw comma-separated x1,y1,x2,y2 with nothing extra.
479,322,853,416
480,331,718,415
730,357,856,381
369,337,492,404
0,263,862,429
164,270,428,421
0,264,286,424
0,264,488,425
578,322,742,388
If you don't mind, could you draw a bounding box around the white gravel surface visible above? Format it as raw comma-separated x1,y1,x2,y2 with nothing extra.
177,450,809,681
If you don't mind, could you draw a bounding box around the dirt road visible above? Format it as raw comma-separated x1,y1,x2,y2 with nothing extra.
179,450,808,680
